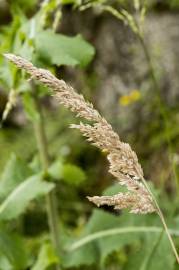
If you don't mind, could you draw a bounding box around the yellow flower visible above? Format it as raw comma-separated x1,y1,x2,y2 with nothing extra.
119,90,141,106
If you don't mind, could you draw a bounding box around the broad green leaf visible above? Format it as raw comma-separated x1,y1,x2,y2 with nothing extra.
35,30,95,67
63,243,99,268
62,164,86,185
62,184,176,268
124,234,175,270
32,243,59,270
0,231,28,270
0,154,32,200
48,159,63,180
22,92,40,122
63,208,176,268
0,174,54,220
48,159,86,185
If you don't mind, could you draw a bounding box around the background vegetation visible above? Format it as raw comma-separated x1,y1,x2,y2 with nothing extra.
0,0,179,269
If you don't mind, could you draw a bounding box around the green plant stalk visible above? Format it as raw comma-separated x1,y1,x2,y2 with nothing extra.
32,92,60,270
141,177,179,264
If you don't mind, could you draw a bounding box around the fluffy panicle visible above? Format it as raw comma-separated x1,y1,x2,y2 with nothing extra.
4,53,155,214
87,193,153,214
4,54,101,122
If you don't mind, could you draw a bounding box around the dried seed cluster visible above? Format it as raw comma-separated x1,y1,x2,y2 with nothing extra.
4,53,155,214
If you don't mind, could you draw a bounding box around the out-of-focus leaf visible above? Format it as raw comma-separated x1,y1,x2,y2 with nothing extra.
171,0,179,8
62,164,86,185
62,183,176,268
48,159,86,185
35,30,95,67
124,234,175,270
0,174,54,220
62,209,133,267
48,159,63,180
0,154,32,200
32,242,59,270
0,231,28,270
63,208,175,268
61,0,81,5
103,183,127,195
22,92,40,122
29,155,41,174
0,253,12,270
62,234,99,268
9,0,38,12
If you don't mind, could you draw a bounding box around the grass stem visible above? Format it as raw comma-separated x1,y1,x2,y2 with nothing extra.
32,90,60,270
141,177,179,264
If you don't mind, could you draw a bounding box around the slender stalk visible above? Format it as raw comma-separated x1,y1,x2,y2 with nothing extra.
141,177,179,264
32,88,60,270
157,208,179,264
138,34,158,90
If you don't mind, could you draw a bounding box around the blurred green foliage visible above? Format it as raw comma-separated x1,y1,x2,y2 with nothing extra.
0,0,179,269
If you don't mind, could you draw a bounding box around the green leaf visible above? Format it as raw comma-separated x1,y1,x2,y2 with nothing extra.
103,183,128,195
0,154,32,200
62,164,86,185
62,179,176,269
0,174,54,220
61,0,80,4
0,231,28,270
67,226,179,252
32,242,59,270
35,30,95,68
63,242,99,268
48,159,86,185
10,0,38,12
48,159,63,180
124,234,175,270
22,92,40,122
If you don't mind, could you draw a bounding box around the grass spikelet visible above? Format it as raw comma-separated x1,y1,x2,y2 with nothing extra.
3,53,155,214
4,54,179,264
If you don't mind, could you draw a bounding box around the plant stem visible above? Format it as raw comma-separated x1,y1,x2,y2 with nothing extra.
157,207,179,264
141,177,179,264
32,90,60,269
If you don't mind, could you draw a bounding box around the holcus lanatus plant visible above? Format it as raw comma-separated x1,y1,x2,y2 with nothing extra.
4,53,179,264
